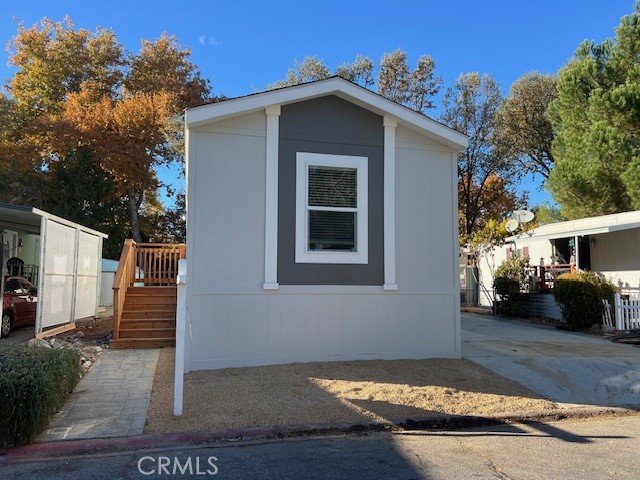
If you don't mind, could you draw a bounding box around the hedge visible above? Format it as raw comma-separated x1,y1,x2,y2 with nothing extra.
553,271,617,330
493,257,529,317
0,345,81,447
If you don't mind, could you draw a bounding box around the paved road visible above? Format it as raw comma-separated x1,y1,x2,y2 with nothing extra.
462,313,640,406
2,415,639,479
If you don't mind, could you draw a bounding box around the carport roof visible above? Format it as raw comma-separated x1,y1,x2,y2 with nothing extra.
512,209,640,241
0,202,108,238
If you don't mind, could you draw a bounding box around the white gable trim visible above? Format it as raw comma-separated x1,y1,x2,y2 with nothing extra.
186,77,468,151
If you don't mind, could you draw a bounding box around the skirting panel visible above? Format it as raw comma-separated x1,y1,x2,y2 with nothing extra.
186,293,459,371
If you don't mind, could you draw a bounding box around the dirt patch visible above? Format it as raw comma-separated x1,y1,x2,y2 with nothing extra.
145,348,557,434
69,315,113,343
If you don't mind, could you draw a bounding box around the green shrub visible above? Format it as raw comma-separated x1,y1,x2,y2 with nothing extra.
0,345,81,447
553,271,618,329
493,256,529,317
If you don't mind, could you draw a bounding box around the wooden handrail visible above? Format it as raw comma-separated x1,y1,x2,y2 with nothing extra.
112,240,186,340
527,263,575,292
132,243,186,286
112,239,136,340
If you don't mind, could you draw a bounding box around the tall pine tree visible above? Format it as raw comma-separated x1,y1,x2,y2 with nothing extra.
547,4,640,218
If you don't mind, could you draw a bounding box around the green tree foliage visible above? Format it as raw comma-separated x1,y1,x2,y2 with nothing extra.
547,4,640,218
495,72,557,180
441,73,526,247
532,202,566,226
268,50,441,113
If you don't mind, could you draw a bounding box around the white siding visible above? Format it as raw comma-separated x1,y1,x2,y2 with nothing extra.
396,126,456,290
477,237,553,307
188,293,458,370
591,229,640,294
189,112,267,293
185,118,460,371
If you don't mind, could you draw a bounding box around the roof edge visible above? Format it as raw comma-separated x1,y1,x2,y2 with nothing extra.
186,77,468,151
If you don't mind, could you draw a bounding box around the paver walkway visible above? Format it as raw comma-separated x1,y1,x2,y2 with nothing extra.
39,349,160,441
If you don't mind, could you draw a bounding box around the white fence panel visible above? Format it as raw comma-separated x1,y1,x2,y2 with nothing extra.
74,231,100,319
41,220,76,328
614,293,640,330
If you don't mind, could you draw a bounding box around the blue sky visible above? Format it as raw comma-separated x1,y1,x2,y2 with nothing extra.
0,0,635,207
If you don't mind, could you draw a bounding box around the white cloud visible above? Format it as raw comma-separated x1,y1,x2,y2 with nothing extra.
198,35,222,47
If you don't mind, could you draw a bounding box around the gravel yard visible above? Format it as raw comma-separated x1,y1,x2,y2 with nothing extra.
145,348,557,434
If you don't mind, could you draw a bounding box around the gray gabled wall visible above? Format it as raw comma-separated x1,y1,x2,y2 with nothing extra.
277,96,384,285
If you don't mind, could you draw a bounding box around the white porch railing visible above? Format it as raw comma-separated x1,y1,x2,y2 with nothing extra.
613,293,640,330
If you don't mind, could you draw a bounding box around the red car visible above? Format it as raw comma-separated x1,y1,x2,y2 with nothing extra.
1,276,38,338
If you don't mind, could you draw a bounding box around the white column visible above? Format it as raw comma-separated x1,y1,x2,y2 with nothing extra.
383,116,398,291
174,259,187,416
263,105,281,290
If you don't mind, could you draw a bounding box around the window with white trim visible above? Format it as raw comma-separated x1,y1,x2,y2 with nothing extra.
295,152,368,264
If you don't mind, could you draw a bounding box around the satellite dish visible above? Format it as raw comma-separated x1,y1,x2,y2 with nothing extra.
505,219,519,233
515,209,535,224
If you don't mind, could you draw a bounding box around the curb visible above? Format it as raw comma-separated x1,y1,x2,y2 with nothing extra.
1,405,637,463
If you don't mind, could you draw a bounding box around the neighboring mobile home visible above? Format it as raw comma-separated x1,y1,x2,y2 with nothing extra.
478,210,640,316
182,77,468,371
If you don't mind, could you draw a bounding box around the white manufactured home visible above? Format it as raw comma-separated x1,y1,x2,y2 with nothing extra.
181,77,468,371
478,210,640,312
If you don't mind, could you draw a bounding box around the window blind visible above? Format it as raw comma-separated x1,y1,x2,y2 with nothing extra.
308,166,357,208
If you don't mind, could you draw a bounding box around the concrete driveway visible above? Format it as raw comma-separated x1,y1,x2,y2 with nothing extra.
462,313,640,407
0,326,34,345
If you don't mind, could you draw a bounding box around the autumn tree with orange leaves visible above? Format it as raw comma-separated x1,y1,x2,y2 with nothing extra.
1,17,213,248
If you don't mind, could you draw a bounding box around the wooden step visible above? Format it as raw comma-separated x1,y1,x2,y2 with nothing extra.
127,286,177,295
110,338,175,349
121,309,176,319
124,302,177,311
126,291,177,299
118,327,176,339
119,318,176,329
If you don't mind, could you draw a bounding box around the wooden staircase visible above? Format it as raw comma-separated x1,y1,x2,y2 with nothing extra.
110,241,185,349
110,286,177,349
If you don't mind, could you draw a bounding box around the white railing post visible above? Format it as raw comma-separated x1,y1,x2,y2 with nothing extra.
614,292,623,330
174,259,187,416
